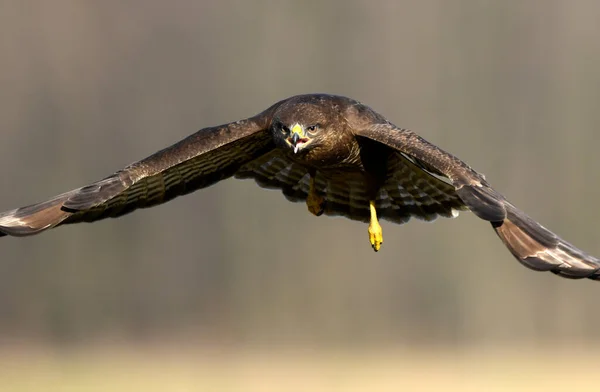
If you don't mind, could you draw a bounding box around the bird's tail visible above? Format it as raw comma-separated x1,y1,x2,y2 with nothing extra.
492,202,600,280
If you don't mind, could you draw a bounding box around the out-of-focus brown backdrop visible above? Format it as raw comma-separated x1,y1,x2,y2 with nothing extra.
1,1,599,390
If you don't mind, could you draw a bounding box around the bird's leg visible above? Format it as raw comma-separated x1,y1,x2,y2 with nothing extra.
306,172,325,216
368,200,383,251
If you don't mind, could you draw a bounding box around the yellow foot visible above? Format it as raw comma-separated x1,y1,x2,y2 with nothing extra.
368,220,383,252
368,200,383,251
306,173,324,216
306,192,325,216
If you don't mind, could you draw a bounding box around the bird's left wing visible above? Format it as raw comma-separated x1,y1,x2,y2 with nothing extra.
0,102,282,237
357,122,600,280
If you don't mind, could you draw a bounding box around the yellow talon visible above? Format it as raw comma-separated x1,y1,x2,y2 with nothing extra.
368,200,383,251
306,175,324,216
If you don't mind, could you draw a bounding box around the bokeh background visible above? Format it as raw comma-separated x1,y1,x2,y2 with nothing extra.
1,1,600,390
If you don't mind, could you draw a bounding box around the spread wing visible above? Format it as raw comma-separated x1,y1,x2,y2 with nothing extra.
0,104,282,237
357,122,600,280
235,150,311,201
308,152,466,224
234,147,466,225
321,151,466,224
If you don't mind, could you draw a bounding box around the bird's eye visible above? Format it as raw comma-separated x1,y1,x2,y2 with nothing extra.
306,124,319,132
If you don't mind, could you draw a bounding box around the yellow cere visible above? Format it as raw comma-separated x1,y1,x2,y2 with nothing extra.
291,123,304,137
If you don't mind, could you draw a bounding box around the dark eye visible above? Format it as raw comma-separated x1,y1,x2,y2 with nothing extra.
307,124,318,132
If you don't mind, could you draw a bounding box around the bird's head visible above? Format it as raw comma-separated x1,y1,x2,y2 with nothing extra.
272,97,333,155
277,122,321,154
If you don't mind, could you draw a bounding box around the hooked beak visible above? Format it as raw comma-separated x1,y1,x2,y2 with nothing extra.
288,123,308,154
290,133,300,153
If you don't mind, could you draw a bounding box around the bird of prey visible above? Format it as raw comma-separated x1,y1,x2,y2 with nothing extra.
0,94,598,280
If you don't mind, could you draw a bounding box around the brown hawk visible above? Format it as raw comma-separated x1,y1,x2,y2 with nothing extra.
0,94,598,280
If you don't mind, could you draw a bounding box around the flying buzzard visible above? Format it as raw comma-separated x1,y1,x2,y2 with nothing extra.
0,94,598,280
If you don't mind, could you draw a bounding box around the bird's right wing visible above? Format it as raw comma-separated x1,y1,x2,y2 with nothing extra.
357,122,600,280
0,101,283,237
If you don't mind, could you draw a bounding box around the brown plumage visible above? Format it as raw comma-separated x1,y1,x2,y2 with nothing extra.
0,94,598,280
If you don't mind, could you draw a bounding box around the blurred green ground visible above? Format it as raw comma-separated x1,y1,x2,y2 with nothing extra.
0,344,596,392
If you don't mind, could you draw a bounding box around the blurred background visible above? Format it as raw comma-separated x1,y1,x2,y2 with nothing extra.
1,1,600,390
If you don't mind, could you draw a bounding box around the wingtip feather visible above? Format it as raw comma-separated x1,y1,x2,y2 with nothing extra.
0,194,73,237
493,205,600,280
